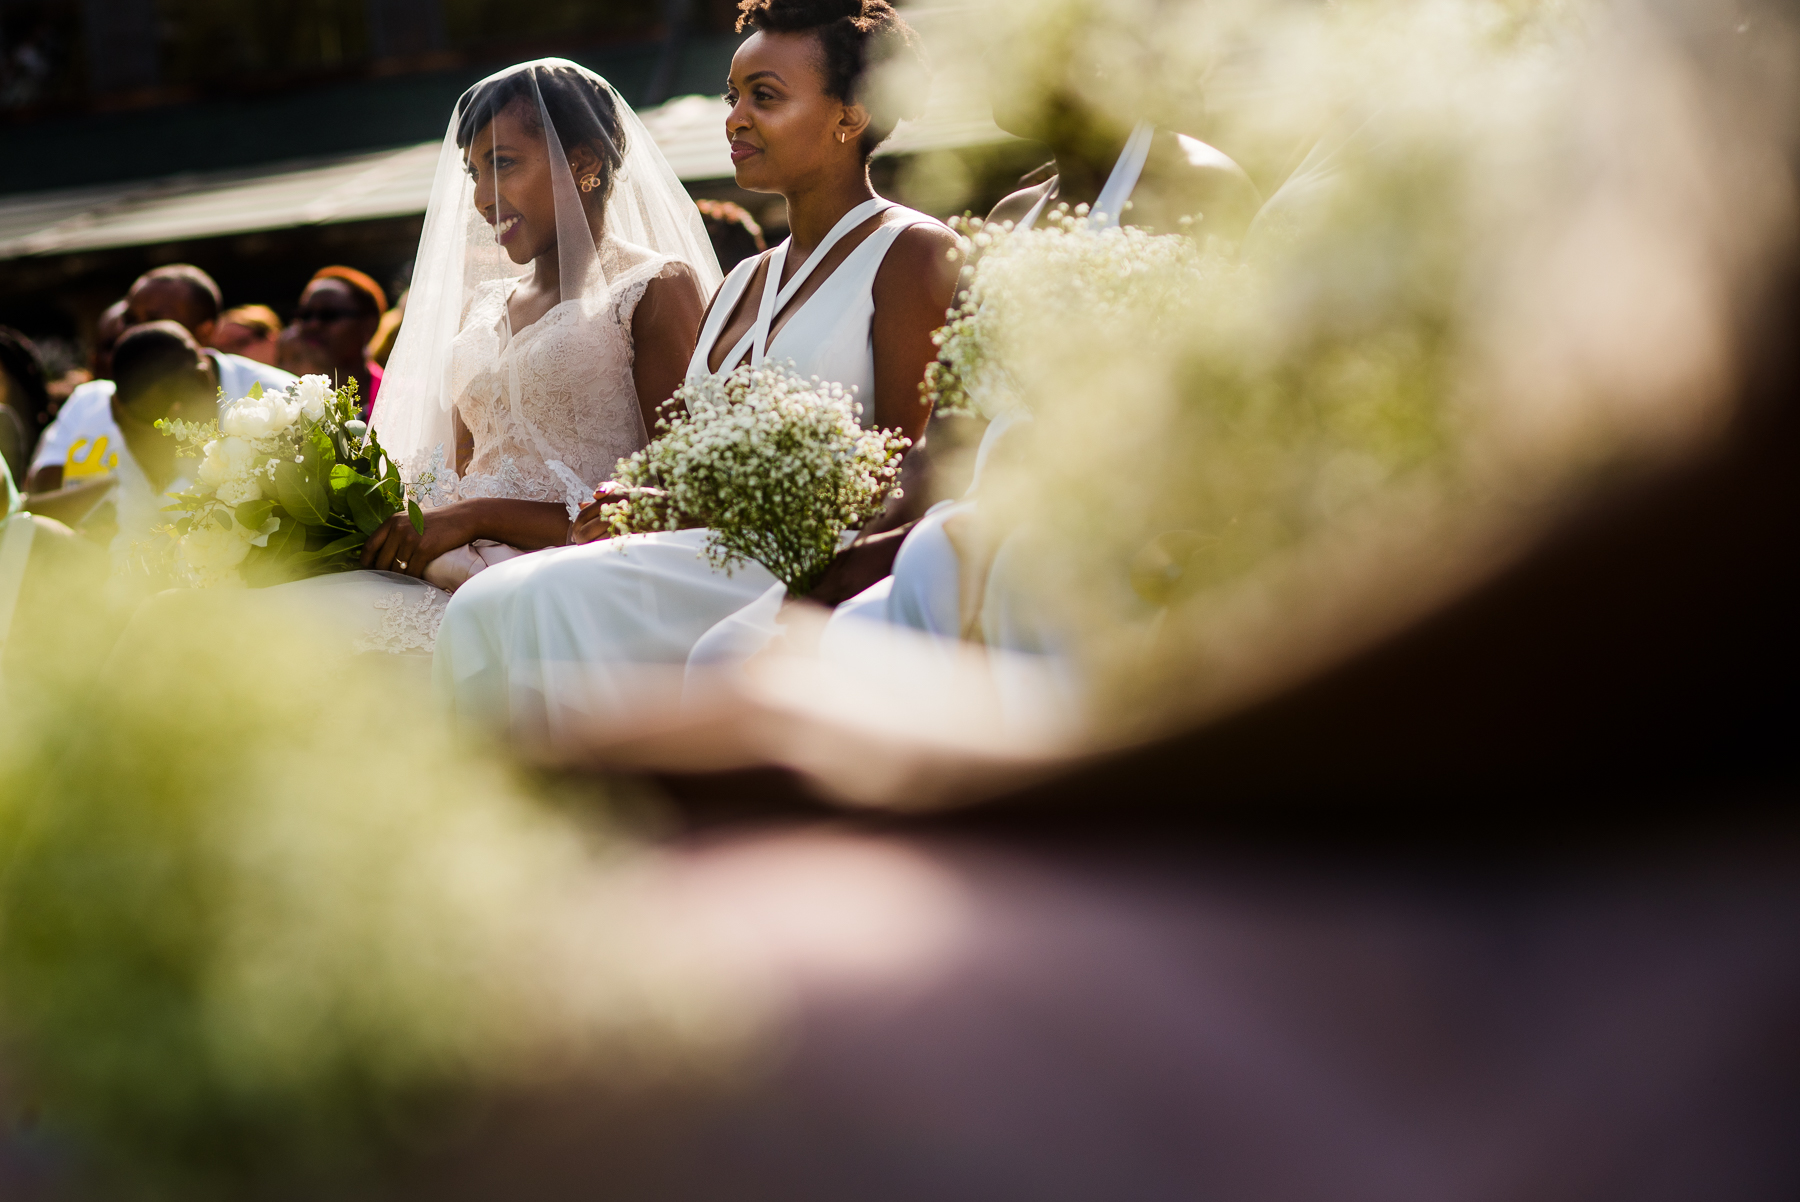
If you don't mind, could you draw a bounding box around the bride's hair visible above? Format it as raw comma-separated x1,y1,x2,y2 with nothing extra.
735,0,927,158
454,64,629,206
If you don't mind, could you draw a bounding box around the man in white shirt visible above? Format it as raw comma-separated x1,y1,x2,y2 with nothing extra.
26,266,293,494
26,322,221,543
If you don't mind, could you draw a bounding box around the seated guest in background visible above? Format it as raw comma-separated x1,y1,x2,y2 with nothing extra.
67,298,130,387
293,266,385,418
125,264,223,347
27,300,127,495
212,304,282,365
90,298,129,381
125,264,293,400
0,327,48,487
26,322,220,549
367,288,407,369
276,319,334,379
29,268,292,496
695,198,768,273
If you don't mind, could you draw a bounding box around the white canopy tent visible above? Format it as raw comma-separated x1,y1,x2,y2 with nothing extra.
0,81,1013,262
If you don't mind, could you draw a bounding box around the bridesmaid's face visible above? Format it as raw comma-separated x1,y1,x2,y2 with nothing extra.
465,100,568,266
725,31,867,194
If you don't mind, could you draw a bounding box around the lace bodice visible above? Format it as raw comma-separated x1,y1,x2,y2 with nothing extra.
447,243,667,517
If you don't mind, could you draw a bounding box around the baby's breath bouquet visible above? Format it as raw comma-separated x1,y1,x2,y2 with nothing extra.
602,362,909,594
927,206,1210,420
150,375,429,588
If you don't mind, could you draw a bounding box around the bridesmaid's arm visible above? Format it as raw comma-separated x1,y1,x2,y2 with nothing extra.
630,264,705,434
869,221,960,444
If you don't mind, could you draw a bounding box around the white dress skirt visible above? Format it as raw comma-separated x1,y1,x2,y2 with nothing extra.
434,201,943,738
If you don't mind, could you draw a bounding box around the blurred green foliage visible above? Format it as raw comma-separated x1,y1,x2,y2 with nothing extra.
0,590,713,1194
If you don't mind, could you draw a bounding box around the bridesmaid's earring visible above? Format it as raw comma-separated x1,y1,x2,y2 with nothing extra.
837,132,846,143
579,173,603,192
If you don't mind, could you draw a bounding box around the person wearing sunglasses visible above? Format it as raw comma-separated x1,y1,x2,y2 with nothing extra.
291,266,387,419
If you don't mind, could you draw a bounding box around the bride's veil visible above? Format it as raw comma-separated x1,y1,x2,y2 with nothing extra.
373,58,723,494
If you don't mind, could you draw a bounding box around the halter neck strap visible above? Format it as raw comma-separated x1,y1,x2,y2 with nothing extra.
720,196,893,372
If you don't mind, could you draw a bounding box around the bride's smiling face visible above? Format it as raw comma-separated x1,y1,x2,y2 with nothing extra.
465,99,595,266
724,31,866,194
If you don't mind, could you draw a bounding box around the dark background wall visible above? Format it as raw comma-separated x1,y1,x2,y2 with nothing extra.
0,1,1042,367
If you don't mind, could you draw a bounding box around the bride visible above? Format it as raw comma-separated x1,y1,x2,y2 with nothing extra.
297,58,720,652
434,0,958,737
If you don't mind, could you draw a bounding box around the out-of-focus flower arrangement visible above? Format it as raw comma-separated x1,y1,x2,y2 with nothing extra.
923,0,1796,739
0,600,750,1194
602,362,909,594
929,208,1217,422
144,376,429,588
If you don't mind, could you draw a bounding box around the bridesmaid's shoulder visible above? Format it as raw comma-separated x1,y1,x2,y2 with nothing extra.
882,208,959,261
873,213,959,312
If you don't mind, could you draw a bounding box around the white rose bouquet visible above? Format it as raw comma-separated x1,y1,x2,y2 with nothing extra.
149,376,429,588
600,362,909,595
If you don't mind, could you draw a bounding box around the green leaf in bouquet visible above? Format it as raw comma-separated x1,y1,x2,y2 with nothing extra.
234,499,275,533
240,519,305,587
280,532,366,578
274,443,331,527
302,531,364,558
329,463,354,491
346,477,394,536
407,499,424,535
264,515,303,555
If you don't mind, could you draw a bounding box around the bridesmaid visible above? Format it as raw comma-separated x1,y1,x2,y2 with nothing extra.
434,0,958,738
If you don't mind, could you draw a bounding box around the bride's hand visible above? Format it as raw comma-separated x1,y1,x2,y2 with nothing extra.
362,504,474,577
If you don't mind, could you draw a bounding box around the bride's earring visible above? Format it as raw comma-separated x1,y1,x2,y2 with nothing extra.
579,173,603,192
837,132,846,143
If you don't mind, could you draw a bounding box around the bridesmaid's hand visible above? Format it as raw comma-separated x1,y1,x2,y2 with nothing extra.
362,502,476,578
571,482,621,545
571,501,611,545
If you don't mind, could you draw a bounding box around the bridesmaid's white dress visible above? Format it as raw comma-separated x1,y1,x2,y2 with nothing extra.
434,200,942,737
676,134,1165,732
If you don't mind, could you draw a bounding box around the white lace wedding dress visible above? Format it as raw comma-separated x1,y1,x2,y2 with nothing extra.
274,243,672,655
453,247,664,517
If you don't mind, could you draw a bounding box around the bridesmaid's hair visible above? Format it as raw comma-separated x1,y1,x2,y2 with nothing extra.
736,0,928,159
455,65,629,206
